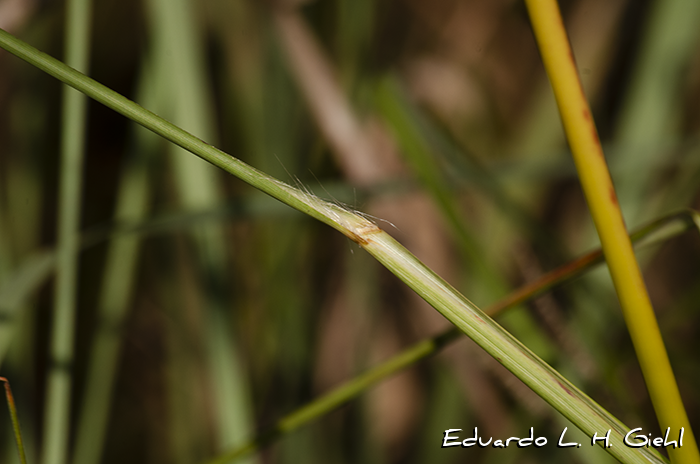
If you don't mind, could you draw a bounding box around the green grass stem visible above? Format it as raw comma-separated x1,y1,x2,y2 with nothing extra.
41,1,92,463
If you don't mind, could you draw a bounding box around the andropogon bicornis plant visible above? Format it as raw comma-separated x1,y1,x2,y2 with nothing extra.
0,1,698,464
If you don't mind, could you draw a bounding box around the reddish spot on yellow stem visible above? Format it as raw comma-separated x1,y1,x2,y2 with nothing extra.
609,187,618,206
581,109,602,150
0,377,15,408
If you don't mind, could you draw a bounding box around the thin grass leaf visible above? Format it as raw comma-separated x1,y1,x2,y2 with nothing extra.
1,378,27,464
374,77,560,361
374,78,501,285
0,251,54,367
613,0,700,224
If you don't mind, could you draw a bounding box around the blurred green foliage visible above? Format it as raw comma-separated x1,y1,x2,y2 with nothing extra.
0,0,699,463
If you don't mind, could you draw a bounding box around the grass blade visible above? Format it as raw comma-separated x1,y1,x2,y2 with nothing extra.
1,378,27,464
614,0,700,224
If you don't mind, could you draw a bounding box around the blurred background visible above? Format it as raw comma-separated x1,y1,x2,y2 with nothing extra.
0,0,699,463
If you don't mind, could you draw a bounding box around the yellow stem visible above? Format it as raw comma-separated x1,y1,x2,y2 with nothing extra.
524,1,698,463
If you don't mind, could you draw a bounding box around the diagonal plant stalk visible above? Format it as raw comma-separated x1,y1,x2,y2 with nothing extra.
42,0,92,464
524,2,699,463
204,209,700,464
0,27,670,464
1,377,28,464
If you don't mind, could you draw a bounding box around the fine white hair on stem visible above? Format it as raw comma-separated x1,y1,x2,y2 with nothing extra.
308,171,400,233
267,175,387,245
267,162,400,236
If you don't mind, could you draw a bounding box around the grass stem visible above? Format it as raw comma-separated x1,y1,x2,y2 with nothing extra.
1,377,28,464
41,1,92,463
